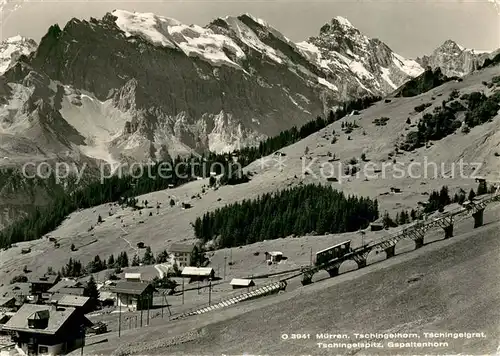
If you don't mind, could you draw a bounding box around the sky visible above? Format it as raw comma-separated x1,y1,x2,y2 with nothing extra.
0,0,498,58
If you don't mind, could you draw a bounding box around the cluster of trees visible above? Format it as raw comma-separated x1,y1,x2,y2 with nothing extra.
414,103,432,113
424,186,453,213
463,91,500,128
193,184,379,248
381,182,494,229
341,121,359,134
373,117,390,126
423,182,494,215
402,90,500,151
86,248,163,275
397,67,457,98
59,243,204,281
381,209,420,229
401,105,461,151
60,258,86,278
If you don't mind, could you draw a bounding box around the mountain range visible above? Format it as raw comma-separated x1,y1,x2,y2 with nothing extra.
0,11,495,166
0,10,429,167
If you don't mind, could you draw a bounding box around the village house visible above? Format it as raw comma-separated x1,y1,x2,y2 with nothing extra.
29,275,60,303
170,243,195,268
0,283,30,310
124,273,142,282
0,311,14,331
111,281,156,311
96,281,117,306
370,223,384,231
265,251,283,264
230,278,255,290
2,303,92,355
47,279,84,297
181,267,215,283
0,297,17,311
49,295,92,315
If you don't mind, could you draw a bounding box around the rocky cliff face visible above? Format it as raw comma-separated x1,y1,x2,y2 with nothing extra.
416,40,491,77
0,11,425,168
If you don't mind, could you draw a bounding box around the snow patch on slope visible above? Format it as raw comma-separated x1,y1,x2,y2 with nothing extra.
334,52,373,80
59,88,130,166
222,16,284,64
318,77,338,91
392,53,424,77
349,60,374,80
168,23,246,68
296,41,332,71
112,10,247,68
380,67,397,89
112,10,178,48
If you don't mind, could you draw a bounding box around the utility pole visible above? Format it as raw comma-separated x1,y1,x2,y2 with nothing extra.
208,278,212,306
140,297,143,328
80,325,85,356
117,293,121,337
223,256,227,280
147,296,150,326
164,293,172,317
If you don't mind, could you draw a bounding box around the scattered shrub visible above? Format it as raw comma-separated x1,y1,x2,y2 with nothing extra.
414,103,432,113
373,117,390,126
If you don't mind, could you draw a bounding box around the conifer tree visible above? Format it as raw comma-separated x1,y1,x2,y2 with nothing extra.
107,255,115,268
131,254,140,266
468,189,476,201
142,246,155,265
83,276,99,310
477,181,488,196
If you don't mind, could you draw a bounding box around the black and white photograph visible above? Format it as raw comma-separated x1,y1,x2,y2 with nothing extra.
0,0,499,355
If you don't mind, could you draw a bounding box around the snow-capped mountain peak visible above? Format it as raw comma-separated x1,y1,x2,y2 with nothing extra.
0,35,37,74
300,16,423,95
320,16,361,37
333,16,354,28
